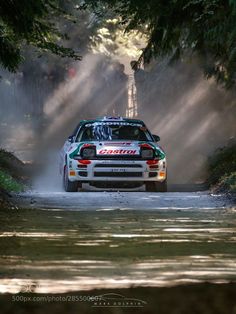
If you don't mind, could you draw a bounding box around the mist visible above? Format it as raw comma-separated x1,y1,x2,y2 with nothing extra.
136,59,236,183
30,53,129,191
1,51,236,190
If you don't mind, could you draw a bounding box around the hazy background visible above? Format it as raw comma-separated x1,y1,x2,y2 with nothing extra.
0,13,235,189
137,58,236,183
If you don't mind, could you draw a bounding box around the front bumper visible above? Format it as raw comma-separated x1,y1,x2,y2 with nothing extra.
67,158,167,182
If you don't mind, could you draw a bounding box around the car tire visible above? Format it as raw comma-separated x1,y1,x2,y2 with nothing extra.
145,180,167,192
63,166,78,192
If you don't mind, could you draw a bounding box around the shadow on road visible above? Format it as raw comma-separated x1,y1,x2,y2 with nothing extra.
1,284,236,314
0,206,236,294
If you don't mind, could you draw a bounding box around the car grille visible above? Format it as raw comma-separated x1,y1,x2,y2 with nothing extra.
94,172,143,177
94,164,142,168
94,156,144,160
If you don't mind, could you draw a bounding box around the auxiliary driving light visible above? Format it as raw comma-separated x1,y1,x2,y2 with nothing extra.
141,149,153,159
82,148,96,158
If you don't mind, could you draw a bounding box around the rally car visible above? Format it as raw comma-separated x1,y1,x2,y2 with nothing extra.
59,117,167,192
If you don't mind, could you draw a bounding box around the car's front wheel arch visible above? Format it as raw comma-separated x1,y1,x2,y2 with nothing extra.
63,164,78,192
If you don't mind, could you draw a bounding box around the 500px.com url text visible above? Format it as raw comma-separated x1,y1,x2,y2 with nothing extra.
12,295,100,302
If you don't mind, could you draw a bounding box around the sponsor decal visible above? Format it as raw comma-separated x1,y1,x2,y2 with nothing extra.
98,149,138,155
85,122,142,127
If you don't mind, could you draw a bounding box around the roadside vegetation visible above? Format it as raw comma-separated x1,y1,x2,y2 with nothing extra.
208,141,236,193
0,149,26,208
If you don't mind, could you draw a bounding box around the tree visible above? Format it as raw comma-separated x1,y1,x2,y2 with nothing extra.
82,0,236,87
0,0,81,72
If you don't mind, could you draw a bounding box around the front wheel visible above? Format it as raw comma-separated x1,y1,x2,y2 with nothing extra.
145,180,167,192
63,166,78,192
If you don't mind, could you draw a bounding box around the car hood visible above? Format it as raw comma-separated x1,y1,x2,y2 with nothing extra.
68,141,166,159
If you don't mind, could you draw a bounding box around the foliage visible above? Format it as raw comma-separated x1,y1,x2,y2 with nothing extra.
0,169,23,192
218,172,236,193
82,0,236,87
0,149,25,192
0,0,81,71
89,18,146,58
208,142,236,192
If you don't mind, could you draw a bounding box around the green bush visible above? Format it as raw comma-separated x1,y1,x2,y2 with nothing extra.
0,149,25,193
218,172,236,193
208,143,236,192
0,169,23,192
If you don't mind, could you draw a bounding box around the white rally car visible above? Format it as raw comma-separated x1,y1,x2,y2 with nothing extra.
59,117,167,192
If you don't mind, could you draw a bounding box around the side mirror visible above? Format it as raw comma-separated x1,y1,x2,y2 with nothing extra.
152,134,160,142
68,136,74,143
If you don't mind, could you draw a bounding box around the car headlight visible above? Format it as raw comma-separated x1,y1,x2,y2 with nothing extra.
82,148,96,158
141,149,153,159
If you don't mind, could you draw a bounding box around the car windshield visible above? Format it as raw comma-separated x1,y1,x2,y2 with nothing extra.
77,123,152,142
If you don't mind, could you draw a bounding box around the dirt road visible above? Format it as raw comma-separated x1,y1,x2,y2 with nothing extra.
15,190,228,210
0,190,235,295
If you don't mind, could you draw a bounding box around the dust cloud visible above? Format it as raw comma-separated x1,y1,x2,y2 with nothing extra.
29,53,129,191
135,59,236,183
0,53,235,189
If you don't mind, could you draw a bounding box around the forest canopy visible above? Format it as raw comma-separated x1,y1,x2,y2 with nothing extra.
0,0,81,72
0,0,236,87
82,0,236,87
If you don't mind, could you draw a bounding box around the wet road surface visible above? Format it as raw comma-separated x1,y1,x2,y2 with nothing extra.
0,191,235,293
